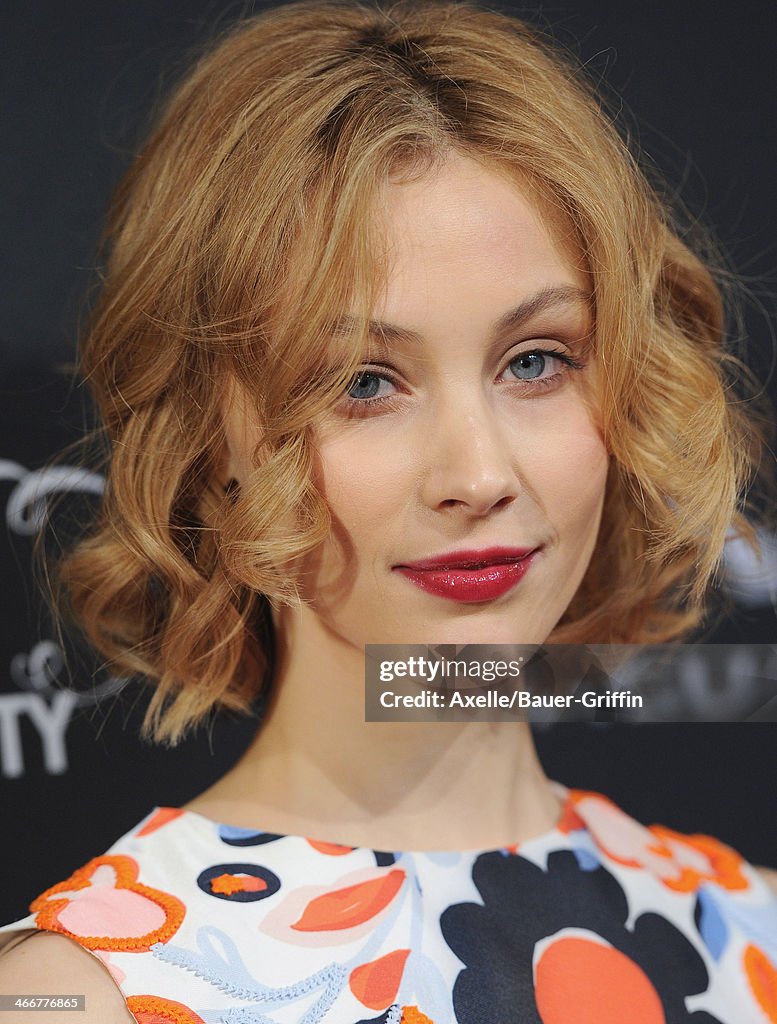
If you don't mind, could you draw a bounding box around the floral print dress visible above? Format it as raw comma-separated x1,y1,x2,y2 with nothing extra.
2,785,776,1023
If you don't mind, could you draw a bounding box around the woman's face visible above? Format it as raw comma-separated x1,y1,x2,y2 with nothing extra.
231,151,610,647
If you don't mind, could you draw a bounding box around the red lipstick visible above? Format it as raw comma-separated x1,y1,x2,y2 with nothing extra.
394,546,538,603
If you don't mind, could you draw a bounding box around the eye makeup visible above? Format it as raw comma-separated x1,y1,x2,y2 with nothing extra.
338,343,588,417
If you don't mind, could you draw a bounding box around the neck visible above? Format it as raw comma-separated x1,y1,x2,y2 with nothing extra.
187,603,562,851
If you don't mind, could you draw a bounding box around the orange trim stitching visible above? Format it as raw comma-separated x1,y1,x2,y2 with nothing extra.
30,854,185,952
126,994,206,1023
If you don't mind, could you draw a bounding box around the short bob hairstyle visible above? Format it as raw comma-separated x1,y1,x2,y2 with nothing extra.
52,0,765,744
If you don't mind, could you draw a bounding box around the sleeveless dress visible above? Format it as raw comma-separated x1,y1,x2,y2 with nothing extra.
2,784,777,1023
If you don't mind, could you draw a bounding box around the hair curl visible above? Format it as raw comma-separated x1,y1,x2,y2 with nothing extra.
47,0,770,744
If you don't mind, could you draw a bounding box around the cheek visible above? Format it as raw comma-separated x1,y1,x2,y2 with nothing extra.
315,434,402,520
519,400,609,523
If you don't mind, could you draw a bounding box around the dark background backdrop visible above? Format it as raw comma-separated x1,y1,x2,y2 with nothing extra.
1,0,776,928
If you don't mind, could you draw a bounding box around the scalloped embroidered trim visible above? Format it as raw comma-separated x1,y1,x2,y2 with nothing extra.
152,940,347,1003
126,994,206,1023
30,854,185,951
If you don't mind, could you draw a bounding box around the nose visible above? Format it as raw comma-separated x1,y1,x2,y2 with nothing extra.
420,393,520,516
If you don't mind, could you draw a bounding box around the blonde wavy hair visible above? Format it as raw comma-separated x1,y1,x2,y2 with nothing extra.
48,0,767,744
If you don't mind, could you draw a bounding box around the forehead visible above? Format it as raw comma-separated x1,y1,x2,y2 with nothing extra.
373,151,588,311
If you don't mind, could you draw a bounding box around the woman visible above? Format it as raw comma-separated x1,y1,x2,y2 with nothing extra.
0,0,775,1020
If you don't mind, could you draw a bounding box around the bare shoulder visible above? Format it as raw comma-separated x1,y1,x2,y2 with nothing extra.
0,931,134,1023
755,865,777,897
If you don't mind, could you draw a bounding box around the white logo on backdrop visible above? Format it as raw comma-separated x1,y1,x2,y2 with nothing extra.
1,459,126,778
721,525,777,609
3,460,104,535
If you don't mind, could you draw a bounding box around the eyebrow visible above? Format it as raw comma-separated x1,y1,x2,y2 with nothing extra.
332,284,591,346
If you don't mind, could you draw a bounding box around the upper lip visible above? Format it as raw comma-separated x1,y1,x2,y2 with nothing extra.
395,546,538,571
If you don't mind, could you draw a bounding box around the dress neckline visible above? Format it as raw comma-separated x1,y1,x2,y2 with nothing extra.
155,781,576,857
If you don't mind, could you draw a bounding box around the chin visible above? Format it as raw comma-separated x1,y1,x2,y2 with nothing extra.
389,611,558,648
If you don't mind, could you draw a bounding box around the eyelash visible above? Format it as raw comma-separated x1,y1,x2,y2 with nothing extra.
340,347,586,417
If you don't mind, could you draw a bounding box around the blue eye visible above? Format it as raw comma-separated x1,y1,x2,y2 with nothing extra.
347,372,380,400
346,371,392,401
339,348,585,418
508,352,547,380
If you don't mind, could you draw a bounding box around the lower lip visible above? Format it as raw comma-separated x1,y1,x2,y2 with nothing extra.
395,554,537,603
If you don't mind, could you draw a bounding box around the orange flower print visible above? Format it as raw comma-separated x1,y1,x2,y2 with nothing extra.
196,862,280,903
535,935,665,1024
135,808,184,837
31,854,184,952
350,948,410,1009
306,838,354,855
744,943,777,1022
126,995,205,1023
648,825,749,893
208,872,268,897
400,1007,435,1023
569,789,748,892
291,869,405,931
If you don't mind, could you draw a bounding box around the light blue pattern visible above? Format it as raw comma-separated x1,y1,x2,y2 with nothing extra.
152,926,348,1024
572,846,601,872
218,824,268,842
696,887,729,960
699,884,777,963
404,951,456,1024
